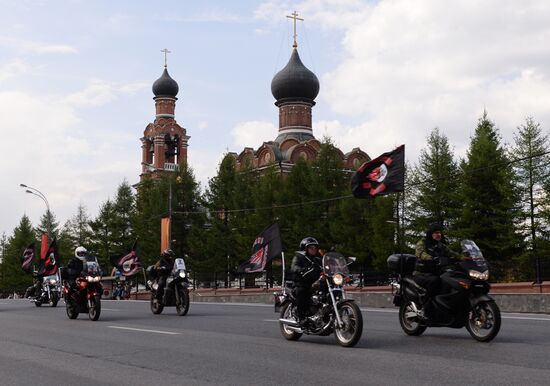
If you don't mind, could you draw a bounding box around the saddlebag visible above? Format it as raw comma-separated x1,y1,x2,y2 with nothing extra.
387,254,417,275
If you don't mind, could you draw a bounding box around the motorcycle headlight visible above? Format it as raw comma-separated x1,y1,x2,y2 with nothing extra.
152,283,159,290
178,271,186,278
86,276,100,282
469,270,489,280
333,274,344,286
49,279,57,285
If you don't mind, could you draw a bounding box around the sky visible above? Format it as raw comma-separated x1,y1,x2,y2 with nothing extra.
1,0,550,237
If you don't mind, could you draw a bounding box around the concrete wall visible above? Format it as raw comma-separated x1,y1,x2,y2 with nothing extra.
186,291,550,314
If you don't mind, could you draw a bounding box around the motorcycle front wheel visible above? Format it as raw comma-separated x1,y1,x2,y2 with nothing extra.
66,300,78,319
176,287,190,316
88,295,101,321
466,301,501,342
279,303,302,341
150,294,164,314
334,302,363,347
399,301,427,336
50,292,59,307
34,299,42,307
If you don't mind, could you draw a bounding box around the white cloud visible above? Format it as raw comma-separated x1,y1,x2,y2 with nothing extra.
231,120,277,148
65,79,149,107
0,35,77,54
0,59,30,83
155,9,242,23
256,0,550,163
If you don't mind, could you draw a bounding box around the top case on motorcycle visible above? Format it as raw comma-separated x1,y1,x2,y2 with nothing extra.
387,254,416,275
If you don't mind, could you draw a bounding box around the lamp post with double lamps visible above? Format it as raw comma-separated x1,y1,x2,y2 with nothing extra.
20,183,52,237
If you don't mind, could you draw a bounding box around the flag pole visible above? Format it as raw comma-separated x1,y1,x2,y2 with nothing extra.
281,252,286,295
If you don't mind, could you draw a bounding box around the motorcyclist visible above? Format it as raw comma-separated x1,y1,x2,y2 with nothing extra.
155,249,175,303
414,223,460,316
27,247,59,299
290,237,323,326
63,246,87,290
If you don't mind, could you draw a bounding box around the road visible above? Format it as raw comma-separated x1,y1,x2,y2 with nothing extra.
1,299,549,385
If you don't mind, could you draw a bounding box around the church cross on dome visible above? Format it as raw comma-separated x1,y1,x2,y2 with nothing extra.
161,48,171,68
286,11,304,49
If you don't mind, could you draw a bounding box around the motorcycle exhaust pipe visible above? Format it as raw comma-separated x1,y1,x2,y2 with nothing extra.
279,318,301,327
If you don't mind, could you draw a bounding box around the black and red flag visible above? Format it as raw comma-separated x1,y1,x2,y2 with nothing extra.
110,240,141,276
21,243,35,273
351,144,405,198
38,237,59,276
238,223,283,273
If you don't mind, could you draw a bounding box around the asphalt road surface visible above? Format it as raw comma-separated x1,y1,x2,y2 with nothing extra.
1,299,550,386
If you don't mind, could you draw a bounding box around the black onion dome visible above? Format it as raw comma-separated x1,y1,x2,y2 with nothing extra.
271,48,319,103
152,68,179,97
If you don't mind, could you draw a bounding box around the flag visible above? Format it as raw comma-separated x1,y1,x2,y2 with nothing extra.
351,144,405,198
111,240,141,276
238,223,283,273
38,237,59,276
161,217,170,252
21,243,35,273
40,233,49,261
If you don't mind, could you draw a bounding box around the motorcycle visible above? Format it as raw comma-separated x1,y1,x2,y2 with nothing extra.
275,252,363,347
63,257,103,321
26,270,62,307
147,257,190,316
387,240,501,342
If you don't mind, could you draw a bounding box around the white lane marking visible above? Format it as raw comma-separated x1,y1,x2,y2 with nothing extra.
502,316,550,322
102,308,121,311
107,326,180,335
263,319,280,322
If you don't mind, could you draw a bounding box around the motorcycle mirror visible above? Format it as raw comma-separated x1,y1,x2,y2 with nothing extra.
347,256,357,263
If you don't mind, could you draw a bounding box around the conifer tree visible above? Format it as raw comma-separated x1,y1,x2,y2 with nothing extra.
512,117,550,252
0,215,35,289
456,111,522,261
408,128,461,237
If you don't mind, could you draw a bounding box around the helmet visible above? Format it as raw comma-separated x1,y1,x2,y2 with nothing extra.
162,249,175,258
426,222,443,238
75,246,87,260
299,237,319,251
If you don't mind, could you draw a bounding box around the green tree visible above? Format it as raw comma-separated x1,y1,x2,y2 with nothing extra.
0,215,35,289
512,117,550,252
408,128,461,237
60,203,93,253
456,111,522,261
89,199,117,268
111,180,136,256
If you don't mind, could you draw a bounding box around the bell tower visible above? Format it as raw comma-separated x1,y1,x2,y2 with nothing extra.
140,49,190,181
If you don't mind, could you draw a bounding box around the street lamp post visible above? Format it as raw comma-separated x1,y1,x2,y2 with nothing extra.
20,183,52,236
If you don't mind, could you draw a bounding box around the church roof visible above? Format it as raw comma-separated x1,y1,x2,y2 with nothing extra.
152,68,179,98
271,48,319,105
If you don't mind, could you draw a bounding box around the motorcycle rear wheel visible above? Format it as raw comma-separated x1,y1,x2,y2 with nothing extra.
466,301,501,342
50,292,59,307
399,301,427,336
34,299,42,307
150,294,164,314
88,295,101,321
176,287,190,316
279,303,302,341
334,302,363,347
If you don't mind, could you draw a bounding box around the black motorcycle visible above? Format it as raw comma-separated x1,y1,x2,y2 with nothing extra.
387,240,501,342
147,257,190,316
63,258,103,321
275,252,363,347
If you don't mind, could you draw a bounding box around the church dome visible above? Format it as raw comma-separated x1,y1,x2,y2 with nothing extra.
152,68,179,98
271,48,319,104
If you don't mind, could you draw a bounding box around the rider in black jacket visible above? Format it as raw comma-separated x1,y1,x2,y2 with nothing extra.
155,249,175,303
63,246,87,291
290,237,323,325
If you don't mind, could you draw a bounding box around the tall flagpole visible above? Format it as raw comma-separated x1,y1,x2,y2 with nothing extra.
281,252,286,294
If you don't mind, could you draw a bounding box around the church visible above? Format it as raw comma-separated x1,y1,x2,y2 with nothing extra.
139,15,369,181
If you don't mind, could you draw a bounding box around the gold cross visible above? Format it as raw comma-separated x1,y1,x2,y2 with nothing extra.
161,48,171,68
286,11,304,48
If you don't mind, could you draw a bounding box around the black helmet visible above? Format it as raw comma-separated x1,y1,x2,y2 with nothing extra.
299,237,319,251
426,222,443,238
162,249,175,258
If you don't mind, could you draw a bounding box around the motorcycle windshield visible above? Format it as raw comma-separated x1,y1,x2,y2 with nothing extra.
84,258,101,275
172,258,186,273
461,240,488,271
323,252,350,276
